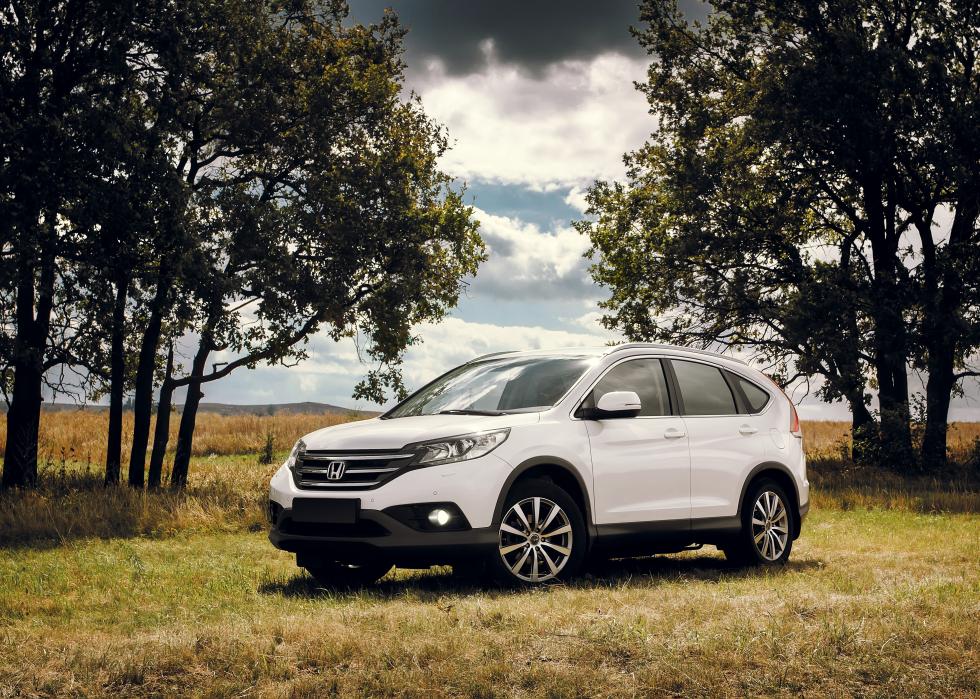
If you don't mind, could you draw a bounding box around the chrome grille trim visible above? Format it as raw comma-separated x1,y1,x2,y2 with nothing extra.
299,465,399,474
291,449,417,490
299,453,414,462
297,480,381,488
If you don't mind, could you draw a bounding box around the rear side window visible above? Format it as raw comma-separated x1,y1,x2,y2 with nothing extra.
671,360,738,415
733,375,771,413
589,359,671,417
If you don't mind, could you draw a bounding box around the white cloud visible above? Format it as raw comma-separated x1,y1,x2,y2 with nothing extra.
469,207,595,300
565,308,620,339
417,52,650,189
563,185,591,214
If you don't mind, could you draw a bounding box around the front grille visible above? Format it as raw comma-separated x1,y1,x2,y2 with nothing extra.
291,450,415,490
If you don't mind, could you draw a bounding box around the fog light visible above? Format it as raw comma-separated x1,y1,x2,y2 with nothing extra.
428,508,451,526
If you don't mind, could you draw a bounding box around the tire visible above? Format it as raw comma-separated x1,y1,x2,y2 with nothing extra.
724,478,794,567
489,478,587,586
305,559,393,589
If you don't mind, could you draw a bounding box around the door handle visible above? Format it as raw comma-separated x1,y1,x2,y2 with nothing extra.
664,427,686,439
739,425,758,435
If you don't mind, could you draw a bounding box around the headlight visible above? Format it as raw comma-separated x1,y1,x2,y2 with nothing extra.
415,429,510,466
287,438,306,468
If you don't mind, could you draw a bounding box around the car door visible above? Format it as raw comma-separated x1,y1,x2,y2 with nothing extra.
667,359,769,520
582,358,691,525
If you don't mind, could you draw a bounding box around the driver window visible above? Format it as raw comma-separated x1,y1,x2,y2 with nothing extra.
587,359,671,417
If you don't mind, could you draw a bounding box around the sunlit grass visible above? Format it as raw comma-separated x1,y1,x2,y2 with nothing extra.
0,509,976,696
0,410,365,466
0,414,977,695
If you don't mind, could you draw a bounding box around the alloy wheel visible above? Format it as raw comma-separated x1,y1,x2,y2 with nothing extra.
751,490,789,561
498,496,573,582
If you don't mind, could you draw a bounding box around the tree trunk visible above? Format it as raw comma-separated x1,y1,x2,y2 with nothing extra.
170,341,210,490
848,396,877,465
2,229,55,489
147,345,175,489
921,356,953,469
874,345,913,469
104,277,129,485
127,260,172,488
917,199,976,470
861,174,914,471
2,360,44,489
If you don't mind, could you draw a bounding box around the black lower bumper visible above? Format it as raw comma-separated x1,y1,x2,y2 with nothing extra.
269,506,496,568
796,500,809,539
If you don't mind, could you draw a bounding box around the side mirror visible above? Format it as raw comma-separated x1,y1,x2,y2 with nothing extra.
591,391,642,418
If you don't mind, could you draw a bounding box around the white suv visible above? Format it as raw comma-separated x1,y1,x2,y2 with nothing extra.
268,344,808,586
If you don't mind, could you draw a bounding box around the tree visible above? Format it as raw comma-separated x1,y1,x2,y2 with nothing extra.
901,1,980,467
126,1,482,489
2,0,483,490
0,0,139,488
156,5,481,489
579,0,979,468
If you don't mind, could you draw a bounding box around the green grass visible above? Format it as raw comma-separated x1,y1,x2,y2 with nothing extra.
1,505,977,697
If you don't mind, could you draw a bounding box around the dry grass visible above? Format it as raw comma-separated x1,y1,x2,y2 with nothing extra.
0,456,276,547
801,419,980,462
0,412,362,547
799,421,980,514
9,413,980,469
0,510,976,697
0,416,977,547
0,410,362,466
0,415,977,695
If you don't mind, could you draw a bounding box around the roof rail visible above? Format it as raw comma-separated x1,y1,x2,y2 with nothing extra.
467,350,517,363
607,342,748,366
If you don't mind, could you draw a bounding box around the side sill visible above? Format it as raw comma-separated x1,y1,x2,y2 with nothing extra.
593,516,744,556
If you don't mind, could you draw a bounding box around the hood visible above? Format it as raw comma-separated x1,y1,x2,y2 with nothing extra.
300,412,541,451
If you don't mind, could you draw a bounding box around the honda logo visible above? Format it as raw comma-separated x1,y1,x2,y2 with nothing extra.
326,461,347,481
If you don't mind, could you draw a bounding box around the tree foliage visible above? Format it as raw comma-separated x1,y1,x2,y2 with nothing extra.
1,0,483,488
578,0,979,468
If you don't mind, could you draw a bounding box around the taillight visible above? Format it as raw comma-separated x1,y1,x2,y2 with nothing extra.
764,374,802,438
788,400,801,437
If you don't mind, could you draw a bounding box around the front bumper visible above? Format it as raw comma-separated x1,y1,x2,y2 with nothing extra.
269,452,514,529
269,505,497,567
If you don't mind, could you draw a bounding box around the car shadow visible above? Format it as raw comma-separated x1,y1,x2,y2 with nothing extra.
259,552,823,601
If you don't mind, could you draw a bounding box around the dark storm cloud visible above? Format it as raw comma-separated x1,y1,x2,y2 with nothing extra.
348,0,708,76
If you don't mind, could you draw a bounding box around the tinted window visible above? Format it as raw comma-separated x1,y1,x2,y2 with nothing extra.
734,375,770,413
386,355,597,417
672,360,738,415
589,359,671,417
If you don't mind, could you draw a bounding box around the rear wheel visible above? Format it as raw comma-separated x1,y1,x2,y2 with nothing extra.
723,478,794,566
305,559,393,588
489,479,586,585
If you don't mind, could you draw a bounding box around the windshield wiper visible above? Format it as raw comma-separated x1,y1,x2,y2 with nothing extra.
436,409,506,416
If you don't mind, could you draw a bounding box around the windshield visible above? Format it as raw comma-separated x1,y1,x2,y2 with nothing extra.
385,355,598,418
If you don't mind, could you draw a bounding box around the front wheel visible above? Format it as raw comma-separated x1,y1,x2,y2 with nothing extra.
305,559,393,589
723,478,794,566
489,479,587,585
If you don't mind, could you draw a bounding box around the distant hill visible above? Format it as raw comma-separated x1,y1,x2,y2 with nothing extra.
30,401,378,417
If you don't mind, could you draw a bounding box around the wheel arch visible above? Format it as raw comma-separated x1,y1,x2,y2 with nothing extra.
739,461,802,539
492,457,596,540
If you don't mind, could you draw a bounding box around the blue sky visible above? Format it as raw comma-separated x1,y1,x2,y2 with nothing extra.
136,1,979,421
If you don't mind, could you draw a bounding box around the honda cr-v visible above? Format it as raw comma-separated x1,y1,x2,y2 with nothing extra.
268,344,808,586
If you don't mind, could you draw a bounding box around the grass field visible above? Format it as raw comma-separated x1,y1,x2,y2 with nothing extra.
0,410,358,466
0,414,978,696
